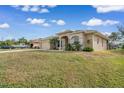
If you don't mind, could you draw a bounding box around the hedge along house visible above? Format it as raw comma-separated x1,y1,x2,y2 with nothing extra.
30,30,109,51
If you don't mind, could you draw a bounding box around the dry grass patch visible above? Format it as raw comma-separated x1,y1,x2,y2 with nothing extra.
0,50,123,87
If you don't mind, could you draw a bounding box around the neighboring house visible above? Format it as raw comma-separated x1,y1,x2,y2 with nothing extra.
30,30,109,51
30,38,42,48
30,36,58,50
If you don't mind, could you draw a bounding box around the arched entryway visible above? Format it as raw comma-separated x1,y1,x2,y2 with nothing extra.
61,36,68,50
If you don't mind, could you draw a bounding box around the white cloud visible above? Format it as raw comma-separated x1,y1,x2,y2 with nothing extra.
26,18,46,24
31,19,45,24
81,17,119,26
26,18,66,27
39,8,50,13
93,5,124,13
21,5,30,12
26,18,32,21
26,18,50,27
0,23,10,29
57,20,66,25
11,5,20,8
30,6,40,12
11,5,57,13
47,5,57,8
51,19,66,25
42,23,50,27
41,5,57,8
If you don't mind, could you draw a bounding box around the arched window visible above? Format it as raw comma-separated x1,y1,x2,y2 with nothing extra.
71,36,79,43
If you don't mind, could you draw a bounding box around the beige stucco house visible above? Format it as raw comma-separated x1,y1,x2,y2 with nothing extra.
30,38,42,49
30,30,109,51
30,36,57,50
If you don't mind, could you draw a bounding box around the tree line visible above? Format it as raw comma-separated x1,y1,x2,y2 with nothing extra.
108,24,124,49
0,37,30,46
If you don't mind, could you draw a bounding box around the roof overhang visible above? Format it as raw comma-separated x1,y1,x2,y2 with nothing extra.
56,30,73,35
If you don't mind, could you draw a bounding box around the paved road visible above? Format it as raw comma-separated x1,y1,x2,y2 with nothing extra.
0,49,41,54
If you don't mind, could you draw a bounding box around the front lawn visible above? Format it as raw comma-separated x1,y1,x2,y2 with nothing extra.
0,50,124,87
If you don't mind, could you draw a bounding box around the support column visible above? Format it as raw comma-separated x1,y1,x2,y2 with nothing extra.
92,35,95,50
59,37,62,50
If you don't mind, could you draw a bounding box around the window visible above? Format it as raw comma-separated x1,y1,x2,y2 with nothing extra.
71,36,79,43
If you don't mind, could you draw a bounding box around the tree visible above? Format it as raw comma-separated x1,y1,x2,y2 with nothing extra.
108,32,121,49
49,37,59,49
122,45,124,49
5,40,14,46
18,37,28,45
0,40,14,46
117,24,124,48
0,41,5,46
117,24,124,36
108,32,120,41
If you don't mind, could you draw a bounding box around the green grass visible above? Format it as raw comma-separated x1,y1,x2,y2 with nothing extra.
0,49,11,51
0,50,124,88
0,49,20,51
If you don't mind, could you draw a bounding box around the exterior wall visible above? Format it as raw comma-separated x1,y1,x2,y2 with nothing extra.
31,31,108,51
32,42,41,48
93,35,107,51
69,33,84,49
41,39,51,50
31,39,50,50
83,34,93,48
69,33,84,44
61,38,66,49
31,40,42,48
58,32,108,51
58,32,84,50
58,33,71,50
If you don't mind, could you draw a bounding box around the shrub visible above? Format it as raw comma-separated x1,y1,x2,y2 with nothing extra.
65,43,74,51
65,41,82,51
122,45,124,49
50,37,59,50
82,47,94,52
72,41,81,51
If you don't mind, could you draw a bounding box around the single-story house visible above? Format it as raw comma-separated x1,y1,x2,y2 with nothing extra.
30,30,109,51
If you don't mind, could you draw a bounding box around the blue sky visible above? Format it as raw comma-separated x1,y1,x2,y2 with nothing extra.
0,5,124,40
